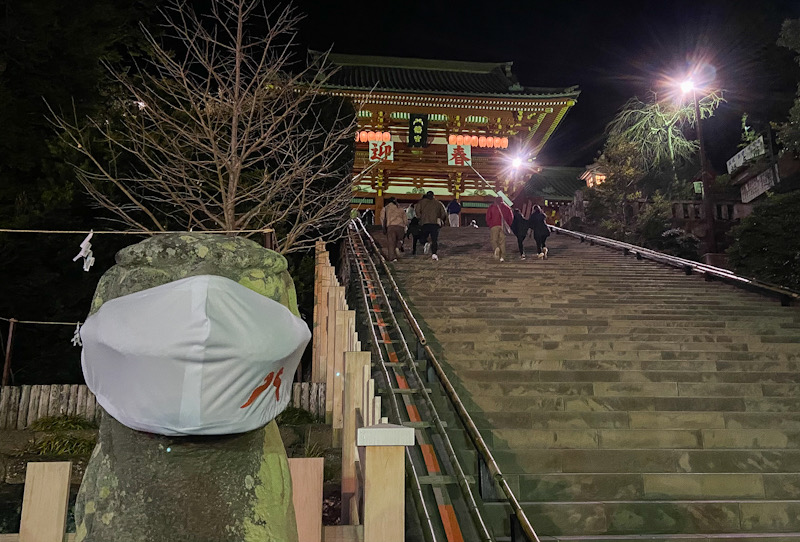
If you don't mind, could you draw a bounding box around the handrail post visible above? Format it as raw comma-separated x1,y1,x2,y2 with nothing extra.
358,423,415,542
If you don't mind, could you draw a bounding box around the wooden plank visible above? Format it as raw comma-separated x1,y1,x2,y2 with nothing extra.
47,385,59,417
288,457,324,542
85,391,96,424
318,384,326,421
332,310,355,443
26,386,40,428
76,386,87,422
67,385,79,416
367,379,375,427
37,385,50,421
309,383,319,419
372,396,381,428
17,385,30,430
292,383,301,411
300,382,310,413
342,351,370,524
315,268,330,385
361,366,370,429
19,461,72,542
8,387,19,430
0,386,10,429
60,385,71,416
324,288,338,423
363,446,405,542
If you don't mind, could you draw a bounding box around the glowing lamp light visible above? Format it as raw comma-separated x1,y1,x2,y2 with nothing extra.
448,134,457,145
471,135,479,146
501,137,509,149
382,131,391,142
512,157,523,168
359,131,368,143
493,137,501,148
680,80,695,93
486,137,494,148
456,135,464,145
478,136,486,147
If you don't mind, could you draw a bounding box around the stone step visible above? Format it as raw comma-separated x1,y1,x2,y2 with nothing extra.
444,349,799,362
509,472,790,502
481,499,800,537
490,448,800,474
456,380,800,399
485,427,800,450
455,368,800,384
446,394,800,414
459,409,800,431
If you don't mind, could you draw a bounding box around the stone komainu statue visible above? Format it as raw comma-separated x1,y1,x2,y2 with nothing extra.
74,233,308,542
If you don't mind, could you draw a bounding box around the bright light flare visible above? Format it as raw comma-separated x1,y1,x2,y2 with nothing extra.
680,80,695,93
511,157,523,169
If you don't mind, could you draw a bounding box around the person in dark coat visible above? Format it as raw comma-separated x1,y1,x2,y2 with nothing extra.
510,209,529,259
406,217,423,254
529,204,551,259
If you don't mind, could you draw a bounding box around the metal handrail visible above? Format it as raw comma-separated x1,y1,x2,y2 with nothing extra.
349,224,494,542
352,218,541,542
346,231,439,542
551,225,800,305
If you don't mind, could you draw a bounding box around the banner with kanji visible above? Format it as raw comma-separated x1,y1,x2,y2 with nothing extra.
447,144,472,166
368,141,394,162
408,114,428,148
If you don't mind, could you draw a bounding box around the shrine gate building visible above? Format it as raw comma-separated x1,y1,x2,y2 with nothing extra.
318,53,580,223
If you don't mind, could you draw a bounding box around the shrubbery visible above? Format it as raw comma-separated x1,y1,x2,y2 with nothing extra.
727,190,800,290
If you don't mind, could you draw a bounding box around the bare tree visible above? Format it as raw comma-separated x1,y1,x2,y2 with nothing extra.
51,0,358,253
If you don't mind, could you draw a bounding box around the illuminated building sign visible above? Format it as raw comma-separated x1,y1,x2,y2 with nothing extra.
408,114,428,148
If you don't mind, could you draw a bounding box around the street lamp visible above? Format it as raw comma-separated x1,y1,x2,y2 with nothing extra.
681,79,717,253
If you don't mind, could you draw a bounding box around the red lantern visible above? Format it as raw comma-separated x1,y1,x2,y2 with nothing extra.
471,135,479,146
456,135,464,146
359,131,368,143
501,137,509,149
382,131,391,142
448,134,457,145
369,131,378,141
478,136,486,147
486,137,494,148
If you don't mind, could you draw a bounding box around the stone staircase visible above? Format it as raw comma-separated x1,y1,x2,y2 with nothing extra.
379,226,800,540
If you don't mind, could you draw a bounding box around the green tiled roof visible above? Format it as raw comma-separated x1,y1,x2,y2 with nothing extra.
317,52,580,99
524,167,585,199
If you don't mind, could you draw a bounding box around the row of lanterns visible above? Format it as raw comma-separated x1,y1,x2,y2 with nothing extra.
356,130,391,142
355,130,509,149
449,134,509,148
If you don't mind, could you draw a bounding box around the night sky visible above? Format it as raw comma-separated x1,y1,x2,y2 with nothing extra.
291,0,800,171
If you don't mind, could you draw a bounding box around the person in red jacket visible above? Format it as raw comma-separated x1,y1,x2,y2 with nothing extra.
485,197,514,262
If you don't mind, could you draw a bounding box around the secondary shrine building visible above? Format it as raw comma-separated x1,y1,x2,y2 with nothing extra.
319,53,580,224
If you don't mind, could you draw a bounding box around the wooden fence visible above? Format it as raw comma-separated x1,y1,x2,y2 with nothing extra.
0,458,327,542
0,382,326,430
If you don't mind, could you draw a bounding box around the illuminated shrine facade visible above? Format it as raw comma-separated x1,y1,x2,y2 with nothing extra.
319,53,580,222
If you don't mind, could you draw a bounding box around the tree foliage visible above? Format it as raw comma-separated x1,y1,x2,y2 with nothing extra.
53,0,357,253
727,191,800,290
606,91,724,180
776,18,800,155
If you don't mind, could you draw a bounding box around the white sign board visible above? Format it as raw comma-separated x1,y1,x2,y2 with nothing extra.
740,166,779,203
368,141,394,162
447,144,472,166
726,135,765,174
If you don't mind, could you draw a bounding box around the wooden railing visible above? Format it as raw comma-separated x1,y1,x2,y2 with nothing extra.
314,240,414,541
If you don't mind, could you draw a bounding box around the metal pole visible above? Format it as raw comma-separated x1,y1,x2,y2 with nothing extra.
693,88,717,253
2,318,17,387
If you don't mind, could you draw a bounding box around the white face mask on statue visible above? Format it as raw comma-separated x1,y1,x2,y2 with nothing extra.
80,275,311,436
